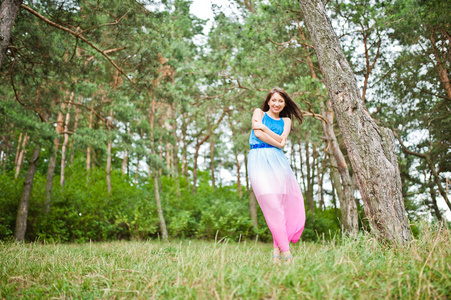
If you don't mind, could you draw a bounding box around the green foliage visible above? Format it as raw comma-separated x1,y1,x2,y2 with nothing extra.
0,163,344,243
302,208,341,242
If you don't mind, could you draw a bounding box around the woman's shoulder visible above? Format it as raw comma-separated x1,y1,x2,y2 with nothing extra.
282,117,291,124
253,108,265,116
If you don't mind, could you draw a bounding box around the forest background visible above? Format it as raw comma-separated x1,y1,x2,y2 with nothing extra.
0,0,450,244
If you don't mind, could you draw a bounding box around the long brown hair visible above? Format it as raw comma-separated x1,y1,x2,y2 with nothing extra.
261,87,303,124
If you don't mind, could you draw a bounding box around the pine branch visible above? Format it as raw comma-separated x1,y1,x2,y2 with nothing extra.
64,101,112,127
267,37,314,49
20,4,138,90
79,9,131,34
393,131,427,159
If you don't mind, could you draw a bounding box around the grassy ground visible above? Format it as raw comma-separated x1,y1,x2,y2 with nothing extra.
1,223,450,299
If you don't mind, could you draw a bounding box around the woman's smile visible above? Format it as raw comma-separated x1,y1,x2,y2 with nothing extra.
268,93,286,116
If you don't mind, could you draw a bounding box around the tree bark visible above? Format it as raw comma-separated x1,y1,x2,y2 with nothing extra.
291,142,298,181
249,188,258,228
299,0,411,244
43,146,57,214
430,33,451,99
209,136,216,190
193,142,200,194
14,132,28,179
44,102,66,213
169,103,180,196
228,115,242,196
121,125,130,176
192,107,228,193
121,150,128,175
317,155,326,210
14,132,22,165
135,154,140,185
181,114,190,189
158,146,163,188
106,109,114,194
330,167,340,219
426,156,450,211
14,145,40,241
1,124,14,171
321,100,358,235
0,0,22,69
235,150,242,198
244,151,249,191
165,140,171,173
428,174,442,221
69,97,82,164
147,96,168,241
299,140,307,193
86,101,94,172
304,139,316,214
60,98,72,187
154,171,168,242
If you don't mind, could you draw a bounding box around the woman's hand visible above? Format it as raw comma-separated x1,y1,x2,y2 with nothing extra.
280,135,287,148
278,133,287,148
252,119,267,131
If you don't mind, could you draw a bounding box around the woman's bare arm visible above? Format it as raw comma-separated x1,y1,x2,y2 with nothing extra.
254,130,286,148
252,108,284,143
281,118,291,138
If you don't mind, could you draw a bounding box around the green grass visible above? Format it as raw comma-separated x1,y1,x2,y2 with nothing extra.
1,223,450,299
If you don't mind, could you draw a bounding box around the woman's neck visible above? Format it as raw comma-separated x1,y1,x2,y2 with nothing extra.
266,111,280,120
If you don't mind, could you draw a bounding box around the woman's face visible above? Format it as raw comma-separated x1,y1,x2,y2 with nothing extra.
268,92,285,115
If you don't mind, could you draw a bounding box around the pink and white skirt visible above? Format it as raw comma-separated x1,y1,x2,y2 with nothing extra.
248,146,305,252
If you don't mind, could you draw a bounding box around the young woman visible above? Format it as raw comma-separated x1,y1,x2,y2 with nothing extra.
248,87,305,265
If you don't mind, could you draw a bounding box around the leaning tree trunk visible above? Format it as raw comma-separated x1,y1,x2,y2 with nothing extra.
0,0,22,69
299,0,411,244
14,145,40,241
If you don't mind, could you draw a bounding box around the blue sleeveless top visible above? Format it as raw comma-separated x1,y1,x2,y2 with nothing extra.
249,112,284,147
